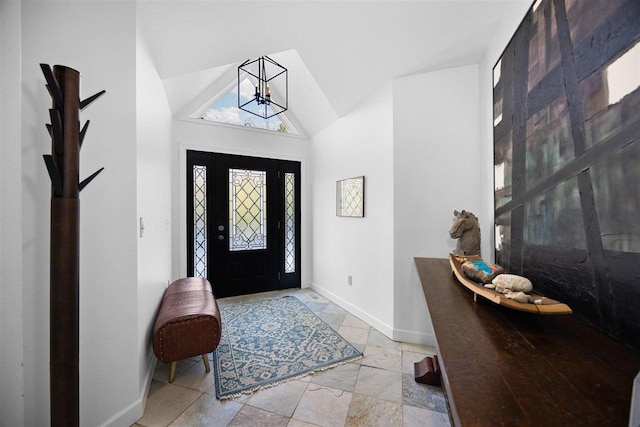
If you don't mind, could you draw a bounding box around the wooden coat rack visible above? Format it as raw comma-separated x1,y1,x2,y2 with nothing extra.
41,63,105,427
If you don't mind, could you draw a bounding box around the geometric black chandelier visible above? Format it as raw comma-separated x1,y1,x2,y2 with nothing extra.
238,55,288,119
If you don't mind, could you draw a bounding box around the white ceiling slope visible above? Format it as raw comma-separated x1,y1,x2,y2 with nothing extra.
164,50,338,137
139,0,530,137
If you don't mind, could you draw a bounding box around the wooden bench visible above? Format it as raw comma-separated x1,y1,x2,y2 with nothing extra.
152,277,222,382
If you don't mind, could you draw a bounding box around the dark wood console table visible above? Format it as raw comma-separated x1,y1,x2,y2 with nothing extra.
415,257,640,427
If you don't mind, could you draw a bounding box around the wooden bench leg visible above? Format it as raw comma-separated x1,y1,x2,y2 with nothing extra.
202,354,211,373
169,361,177,383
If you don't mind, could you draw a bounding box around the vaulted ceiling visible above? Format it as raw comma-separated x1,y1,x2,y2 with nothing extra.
138,0,530,137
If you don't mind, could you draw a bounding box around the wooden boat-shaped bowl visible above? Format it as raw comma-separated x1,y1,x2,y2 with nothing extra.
448,254,572,315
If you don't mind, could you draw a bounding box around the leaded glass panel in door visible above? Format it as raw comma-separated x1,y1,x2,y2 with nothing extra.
284,173,296,273
193,165,207,277
228,168,267,251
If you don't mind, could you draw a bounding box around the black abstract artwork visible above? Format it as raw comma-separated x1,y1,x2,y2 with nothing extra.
493,0,640,353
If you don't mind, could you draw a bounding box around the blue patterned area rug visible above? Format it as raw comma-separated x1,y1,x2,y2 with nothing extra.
212,295,362,399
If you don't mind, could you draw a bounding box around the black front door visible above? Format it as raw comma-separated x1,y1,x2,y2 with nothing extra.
187,151,301,298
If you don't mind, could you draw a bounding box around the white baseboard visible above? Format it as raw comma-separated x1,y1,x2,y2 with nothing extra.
391,327,436,347
140,354,157,411
308,282,434,346
309,282,394,338
100,352,157,427
99,397,143,427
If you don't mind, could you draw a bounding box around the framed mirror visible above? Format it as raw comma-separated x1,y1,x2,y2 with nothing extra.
336,176,365,217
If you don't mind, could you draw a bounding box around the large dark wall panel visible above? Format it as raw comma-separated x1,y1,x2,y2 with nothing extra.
493,0,640,354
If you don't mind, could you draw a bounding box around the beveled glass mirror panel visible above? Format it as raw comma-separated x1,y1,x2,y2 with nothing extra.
336,176,365,217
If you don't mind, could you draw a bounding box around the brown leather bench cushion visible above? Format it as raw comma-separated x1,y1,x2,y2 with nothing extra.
152,278,221,364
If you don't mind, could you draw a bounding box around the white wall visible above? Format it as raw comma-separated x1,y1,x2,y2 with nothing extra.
309,82,395,336
135,31,174,413
20,2,139,425
0,1,25,425
393,65,482,344
172,119,310,285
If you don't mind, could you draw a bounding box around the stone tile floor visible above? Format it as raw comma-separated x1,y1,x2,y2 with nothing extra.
133,288,451,427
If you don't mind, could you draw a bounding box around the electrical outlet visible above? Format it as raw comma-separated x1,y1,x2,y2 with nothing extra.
348,275,353,286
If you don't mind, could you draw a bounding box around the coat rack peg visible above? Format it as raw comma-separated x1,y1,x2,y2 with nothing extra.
40,64,64,111
79,120,90,148
48,109,64,155
43,155,63,197
79,167,104,192
80,90,106,111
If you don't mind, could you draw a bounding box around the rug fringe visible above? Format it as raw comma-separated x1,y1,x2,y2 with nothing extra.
218,354,363,400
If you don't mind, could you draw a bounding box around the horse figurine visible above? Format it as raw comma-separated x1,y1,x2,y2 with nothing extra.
449,210,481,256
